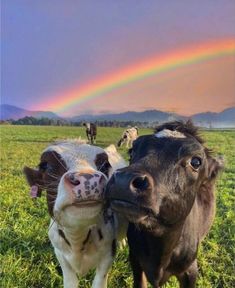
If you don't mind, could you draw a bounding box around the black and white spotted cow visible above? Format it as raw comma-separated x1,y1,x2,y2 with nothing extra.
24,140,127,288
117,127,138,148
83,122,97,144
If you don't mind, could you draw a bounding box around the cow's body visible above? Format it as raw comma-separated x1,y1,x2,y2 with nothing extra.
83,123,97,144
24,140,127,288
117,127,138,148
106,121,223,287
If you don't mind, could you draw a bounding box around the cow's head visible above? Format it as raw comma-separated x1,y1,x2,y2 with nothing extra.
117,133,127,147
24,140,113,227
106,121,223,233
117,127,138,147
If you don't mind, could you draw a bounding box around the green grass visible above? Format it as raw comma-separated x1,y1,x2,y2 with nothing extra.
0,125,234,288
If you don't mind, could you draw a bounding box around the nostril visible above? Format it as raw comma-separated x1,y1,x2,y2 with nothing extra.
131,175,150,191
68,174,80,186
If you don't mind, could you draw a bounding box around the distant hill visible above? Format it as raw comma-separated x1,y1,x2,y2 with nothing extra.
1,104,234,128
69,107,235,128
191,107,235,128
69,110,186,123
0,104,59,120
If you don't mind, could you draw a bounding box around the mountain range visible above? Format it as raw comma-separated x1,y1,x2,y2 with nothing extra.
1,104,234,128
0,104,59,120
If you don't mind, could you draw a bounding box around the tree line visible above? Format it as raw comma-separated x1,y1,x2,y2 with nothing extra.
0,116,153,128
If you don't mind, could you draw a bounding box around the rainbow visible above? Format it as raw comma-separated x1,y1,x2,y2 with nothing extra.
35,38,235,113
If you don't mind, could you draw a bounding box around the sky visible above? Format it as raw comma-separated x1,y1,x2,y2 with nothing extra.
1,0,235,116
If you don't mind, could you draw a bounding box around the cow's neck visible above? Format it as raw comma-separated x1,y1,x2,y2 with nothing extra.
151,225,183,264
129,224,183,286
152,226,185,286
57,213,104,246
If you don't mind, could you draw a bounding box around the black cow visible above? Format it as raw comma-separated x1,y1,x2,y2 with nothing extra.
106,121,223,288
83,122,97,144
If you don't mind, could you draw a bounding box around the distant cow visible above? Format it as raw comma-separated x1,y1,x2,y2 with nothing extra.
117,127,138,148
106,121,223,287
83,122,97,144
24,140,127,288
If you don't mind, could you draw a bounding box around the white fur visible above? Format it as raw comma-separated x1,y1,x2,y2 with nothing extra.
44,141,105,171
155,129,186,139
46,140,127,288
85,123,91,130
49,211,117,288
104,144,127,176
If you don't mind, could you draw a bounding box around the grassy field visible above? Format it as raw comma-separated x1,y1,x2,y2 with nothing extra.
0,125,234,288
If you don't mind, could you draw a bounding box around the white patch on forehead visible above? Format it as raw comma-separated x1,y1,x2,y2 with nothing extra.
43,141,104,170
86,123,91,130
155,129,186,139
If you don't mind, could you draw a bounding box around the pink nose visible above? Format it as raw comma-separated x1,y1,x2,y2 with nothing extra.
64,171,106,201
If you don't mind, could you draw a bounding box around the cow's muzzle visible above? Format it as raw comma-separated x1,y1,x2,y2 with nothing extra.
105,169,154,214
63,170,107,203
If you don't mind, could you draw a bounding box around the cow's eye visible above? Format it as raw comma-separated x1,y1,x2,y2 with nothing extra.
39,162,54,173
190,157,202,170
99,161,111,176
39,162,48,171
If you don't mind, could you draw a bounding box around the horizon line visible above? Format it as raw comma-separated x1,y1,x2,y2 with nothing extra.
1,103,234,118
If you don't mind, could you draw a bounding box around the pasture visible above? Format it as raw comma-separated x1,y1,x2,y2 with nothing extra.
0,125,234,288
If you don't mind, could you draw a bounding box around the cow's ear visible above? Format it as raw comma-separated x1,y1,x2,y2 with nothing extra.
207,156,224,180
23,166,43,197
104,144,117,153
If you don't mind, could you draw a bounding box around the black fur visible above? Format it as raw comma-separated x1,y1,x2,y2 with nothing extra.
106,121,223,287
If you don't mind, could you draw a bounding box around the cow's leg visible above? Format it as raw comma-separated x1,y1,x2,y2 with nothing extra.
118,139,123,147
177,260,198,288
93,134,96,144
90,134,94,144
129,250,147,288
54,248,78,288
91,251,113,288
86,131,90,142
